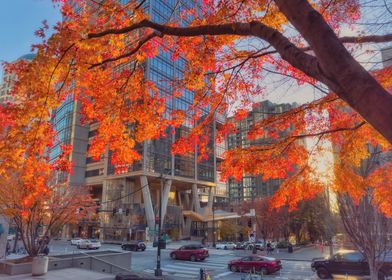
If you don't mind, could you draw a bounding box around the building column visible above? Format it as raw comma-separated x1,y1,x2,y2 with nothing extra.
207,187,213,208
161,179,172,227
0,216,9,260
204,187,214,216
177,192,182,208
140,176,155,231
192,184,201,213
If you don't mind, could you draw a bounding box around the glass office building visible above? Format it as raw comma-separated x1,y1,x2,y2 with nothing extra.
227,101,295,202
57,0,223,241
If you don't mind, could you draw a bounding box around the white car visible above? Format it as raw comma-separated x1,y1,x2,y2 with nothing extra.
77,239,101,250
7,235,15,241
216,242,236,250
70,238,83,246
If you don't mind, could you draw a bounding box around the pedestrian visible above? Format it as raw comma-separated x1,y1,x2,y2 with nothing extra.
266,242,272,255
6,241,11,256
42,245,50,256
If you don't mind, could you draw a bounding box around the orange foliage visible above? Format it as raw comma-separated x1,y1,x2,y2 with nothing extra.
0,0,391,230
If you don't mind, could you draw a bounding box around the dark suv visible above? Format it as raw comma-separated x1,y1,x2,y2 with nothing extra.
121,241,146,252
311,250,392,279
170,244,209,261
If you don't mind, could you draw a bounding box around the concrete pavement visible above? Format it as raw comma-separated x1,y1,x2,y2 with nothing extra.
0,268,113,280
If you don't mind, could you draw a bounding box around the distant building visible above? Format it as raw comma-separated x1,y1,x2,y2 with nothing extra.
381,46,392,68
227,100,297,202
0,54,35,104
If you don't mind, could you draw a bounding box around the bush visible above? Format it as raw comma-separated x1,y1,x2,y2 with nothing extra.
170,228,179,241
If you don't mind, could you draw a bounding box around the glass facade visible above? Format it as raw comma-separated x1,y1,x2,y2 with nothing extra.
50,94,75,183
227,101,295,201
106,0,214,182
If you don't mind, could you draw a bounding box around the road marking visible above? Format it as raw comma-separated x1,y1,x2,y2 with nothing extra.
174,261,227,268
215,271,233,278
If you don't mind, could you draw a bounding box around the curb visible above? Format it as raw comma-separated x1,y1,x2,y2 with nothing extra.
280,258,312,262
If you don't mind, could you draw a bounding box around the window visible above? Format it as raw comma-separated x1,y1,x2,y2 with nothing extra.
85,169,100,177
88,130,98,138
241,257,252,261
343,252,364,262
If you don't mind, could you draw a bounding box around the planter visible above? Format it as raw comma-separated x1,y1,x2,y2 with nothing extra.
32,255,48,276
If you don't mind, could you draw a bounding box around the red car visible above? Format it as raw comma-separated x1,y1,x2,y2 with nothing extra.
228,255,282,275
170,244,209,261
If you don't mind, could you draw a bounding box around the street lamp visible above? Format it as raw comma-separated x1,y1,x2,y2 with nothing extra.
155,168,170,277
212,196,216,248
155,174,164,276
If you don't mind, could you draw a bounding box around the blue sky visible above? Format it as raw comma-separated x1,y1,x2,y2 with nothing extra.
0,0,61,64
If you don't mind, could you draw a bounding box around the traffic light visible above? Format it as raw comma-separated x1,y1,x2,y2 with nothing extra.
112,208,117,216
248,219,252,228
125,208,130,216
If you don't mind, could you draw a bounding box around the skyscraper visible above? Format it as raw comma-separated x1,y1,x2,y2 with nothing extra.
52,0,228,242
227,100,296,202
0,54,35,105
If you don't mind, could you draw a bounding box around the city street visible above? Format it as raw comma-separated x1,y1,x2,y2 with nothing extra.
39,240,318,279
6,240,319,279
5,239,378,279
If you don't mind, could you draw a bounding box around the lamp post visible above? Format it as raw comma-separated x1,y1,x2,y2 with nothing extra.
155,168,171,277
212,196,216,248
155,174,164,277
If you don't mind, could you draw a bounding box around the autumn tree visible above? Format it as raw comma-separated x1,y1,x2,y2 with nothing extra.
219,220,243,241
336,143,392,279
1,0,392,264
0,95,95,257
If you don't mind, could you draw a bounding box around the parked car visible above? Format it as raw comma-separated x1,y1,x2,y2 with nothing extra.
247,241,265,251
121,241,146,252
70,238,83,246
228,255,282,274
276,241,290,249
170,244,209,261
77,239,101,250
311,250,392,279
234,242,247,250
216,242,236,250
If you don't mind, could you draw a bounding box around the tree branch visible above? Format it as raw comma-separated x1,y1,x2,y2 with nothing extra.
88,32,161,69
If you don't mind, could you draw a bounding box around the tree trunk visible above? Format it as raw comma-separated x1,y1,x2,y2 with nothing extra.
12,231,18,253
274,0,392,143
368,260,379,280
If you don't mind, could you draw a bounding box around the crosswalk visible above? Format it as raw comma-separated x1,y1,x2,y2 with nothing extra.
268,261,316,279
144,257,230,279
143,258,317,279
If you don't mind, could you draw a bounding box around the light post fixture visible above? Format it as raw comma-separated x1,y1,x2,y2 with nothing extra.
212,196,216,248
155,174,164,277
155,168,170,277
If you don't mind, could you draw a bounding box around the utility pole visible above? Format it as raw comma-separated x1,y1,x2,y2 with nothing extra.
155,174,163,277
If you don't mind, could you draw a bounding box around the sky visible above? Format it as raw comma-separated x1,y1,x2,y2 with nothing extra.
0,1,388,105
0,0,61,65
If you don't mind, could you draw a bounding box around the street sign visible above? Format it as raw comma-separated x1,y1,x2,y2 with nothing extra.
249,209,255,217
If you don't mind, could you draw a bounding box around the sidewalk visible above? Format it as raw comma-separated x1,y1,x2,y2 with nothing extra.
261,245,330,261
0,268,114,280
